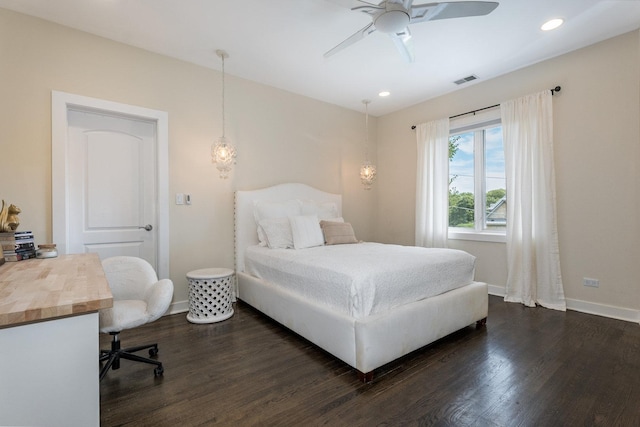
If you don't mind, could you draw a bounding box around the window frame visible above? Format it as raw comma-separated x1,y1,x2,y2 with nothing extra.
448,108,506,243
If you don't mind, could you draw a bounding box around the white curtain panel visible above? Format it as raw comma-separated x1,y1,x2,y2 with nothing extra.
501,90,566,310
415,118,449,248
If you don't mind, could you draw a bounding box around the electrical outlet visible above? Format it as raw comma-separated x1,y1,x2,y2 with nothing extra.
583,278,599,288
175,193,184,205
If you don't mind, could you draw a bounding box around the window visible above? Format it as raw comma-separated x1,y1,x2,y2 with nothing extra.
448,109,506,242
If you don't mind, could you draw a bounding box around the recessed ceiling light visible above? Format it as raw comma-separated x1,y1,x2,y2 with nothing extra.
378,91,390,97
541,18,564,31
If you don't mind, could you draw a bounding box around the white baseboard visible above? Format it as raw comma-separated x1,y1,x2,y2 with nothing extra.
486,284,640,324
565,298,640,324
168,300,189,315
487,284,505,297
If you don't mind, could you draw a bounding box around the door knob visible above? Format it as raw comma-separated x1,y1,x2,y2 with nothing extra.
138,224,153,231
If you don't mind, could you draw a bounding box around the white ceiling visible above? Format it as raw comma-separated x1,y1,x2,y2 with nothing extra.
1,0,639,116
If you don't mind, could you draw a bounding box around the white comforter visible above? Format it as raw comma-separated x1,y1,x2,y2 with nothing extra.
244,242,476,318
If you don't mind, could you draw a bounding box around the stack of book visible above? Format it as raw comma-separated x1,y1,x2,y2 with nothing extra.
1,231,36,261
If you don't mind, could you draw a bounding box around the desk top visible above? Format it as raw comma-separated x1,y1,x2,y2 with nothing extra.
0,253,113,328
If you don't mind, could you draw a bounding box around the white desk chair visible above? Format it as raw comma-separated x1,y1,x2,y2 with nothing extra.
99,256,173,380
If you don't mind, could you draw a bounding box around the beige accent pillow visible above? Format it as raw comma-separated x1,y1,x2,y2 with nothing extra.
320,220,358,245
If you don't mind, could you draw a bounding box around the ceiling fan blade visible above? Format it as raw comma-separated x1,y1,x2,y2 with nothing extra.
389,27,415,63
357,0,383,6
324,0,380,9
410,1,499,24
324,22,377,58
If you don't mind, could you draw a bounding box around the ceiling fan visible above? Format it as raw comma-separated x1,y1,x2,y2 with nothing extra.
324,0,499,62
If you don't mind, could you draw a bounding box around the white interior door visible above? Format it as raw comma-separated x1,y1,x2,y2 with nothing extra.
52,91,170,279
67,109,156,265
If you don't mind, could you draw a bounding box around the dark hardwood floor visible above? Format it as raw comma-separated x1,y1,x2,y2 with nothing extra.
100,296,640,426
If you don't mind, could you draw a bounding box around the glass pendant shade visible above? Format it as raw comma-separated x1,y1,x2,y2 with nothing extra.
360,160,377,190
211,136,236,179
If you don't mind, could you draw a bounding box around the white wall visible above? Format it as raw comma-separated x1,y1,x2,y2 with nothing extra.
376,30,640,320
0,8,377,307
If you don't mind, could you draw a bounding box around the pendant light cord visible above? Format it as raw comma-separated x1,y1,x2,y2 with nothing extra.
221,54,226,139
363,100,370,161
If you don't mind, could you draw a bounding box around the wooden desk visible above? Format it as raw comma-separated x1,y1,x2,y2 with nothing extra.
0,253,113,427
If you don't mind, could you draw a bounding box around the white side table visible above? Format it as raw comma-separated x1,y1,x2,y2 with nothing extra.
186,268,235,324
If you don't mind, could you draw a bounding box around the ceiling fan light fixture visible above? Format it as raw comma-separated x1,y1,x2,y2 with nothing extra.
374,9,410,33
541,18,564,31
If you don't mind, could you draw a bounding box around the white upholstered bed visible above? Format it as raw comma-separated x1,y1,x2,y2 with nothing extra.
234,183,488,381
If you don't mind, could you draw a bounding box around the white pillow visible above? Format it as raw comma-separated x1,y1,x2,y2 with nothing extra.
259,218,293,249
254,199,301,222
298,200,339,220
253,200,301,245
289,215,325,249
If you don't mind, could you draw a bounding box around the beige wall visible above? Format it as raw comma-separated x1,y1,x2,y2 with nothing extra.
0,8,377,306
377,30,640,315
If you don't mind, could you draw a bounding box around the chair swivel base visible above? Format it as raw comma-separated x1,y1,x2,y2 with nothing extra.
99,332,164,380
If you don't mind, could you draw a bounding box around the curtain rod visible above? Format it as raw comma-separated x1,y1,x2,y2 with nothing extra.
410,86,561,130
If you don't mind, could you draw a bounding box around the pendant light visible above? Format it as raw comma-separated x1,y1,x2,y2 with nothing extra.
211,49,237,179
360,100,377,190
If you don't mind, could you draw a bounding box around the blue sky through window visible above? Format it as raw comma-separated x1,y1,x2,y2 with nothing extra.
449,126,505,195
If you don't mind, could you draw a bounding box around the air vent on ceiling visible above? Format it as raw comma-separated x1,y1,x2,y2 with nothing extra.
453,75,478,85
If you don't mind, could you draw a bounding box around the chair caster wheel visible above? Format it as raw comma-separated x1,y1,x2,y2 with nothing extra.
154,366,164,377
149,347,158,357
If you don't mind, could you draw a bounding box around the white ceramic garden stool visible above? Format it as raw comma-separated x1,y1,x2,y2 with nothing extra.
186,268,235,324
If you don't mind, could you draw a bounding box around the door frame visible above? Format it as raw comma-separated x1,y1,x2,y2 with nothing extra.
51,90,170,279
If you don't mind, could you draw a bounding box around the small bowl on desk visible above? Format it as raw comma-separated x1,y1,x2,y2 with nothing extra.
36,244,58,259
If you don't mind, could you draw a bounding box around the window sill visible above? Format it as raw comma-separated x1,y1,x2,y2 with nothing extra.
448,229,506,243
